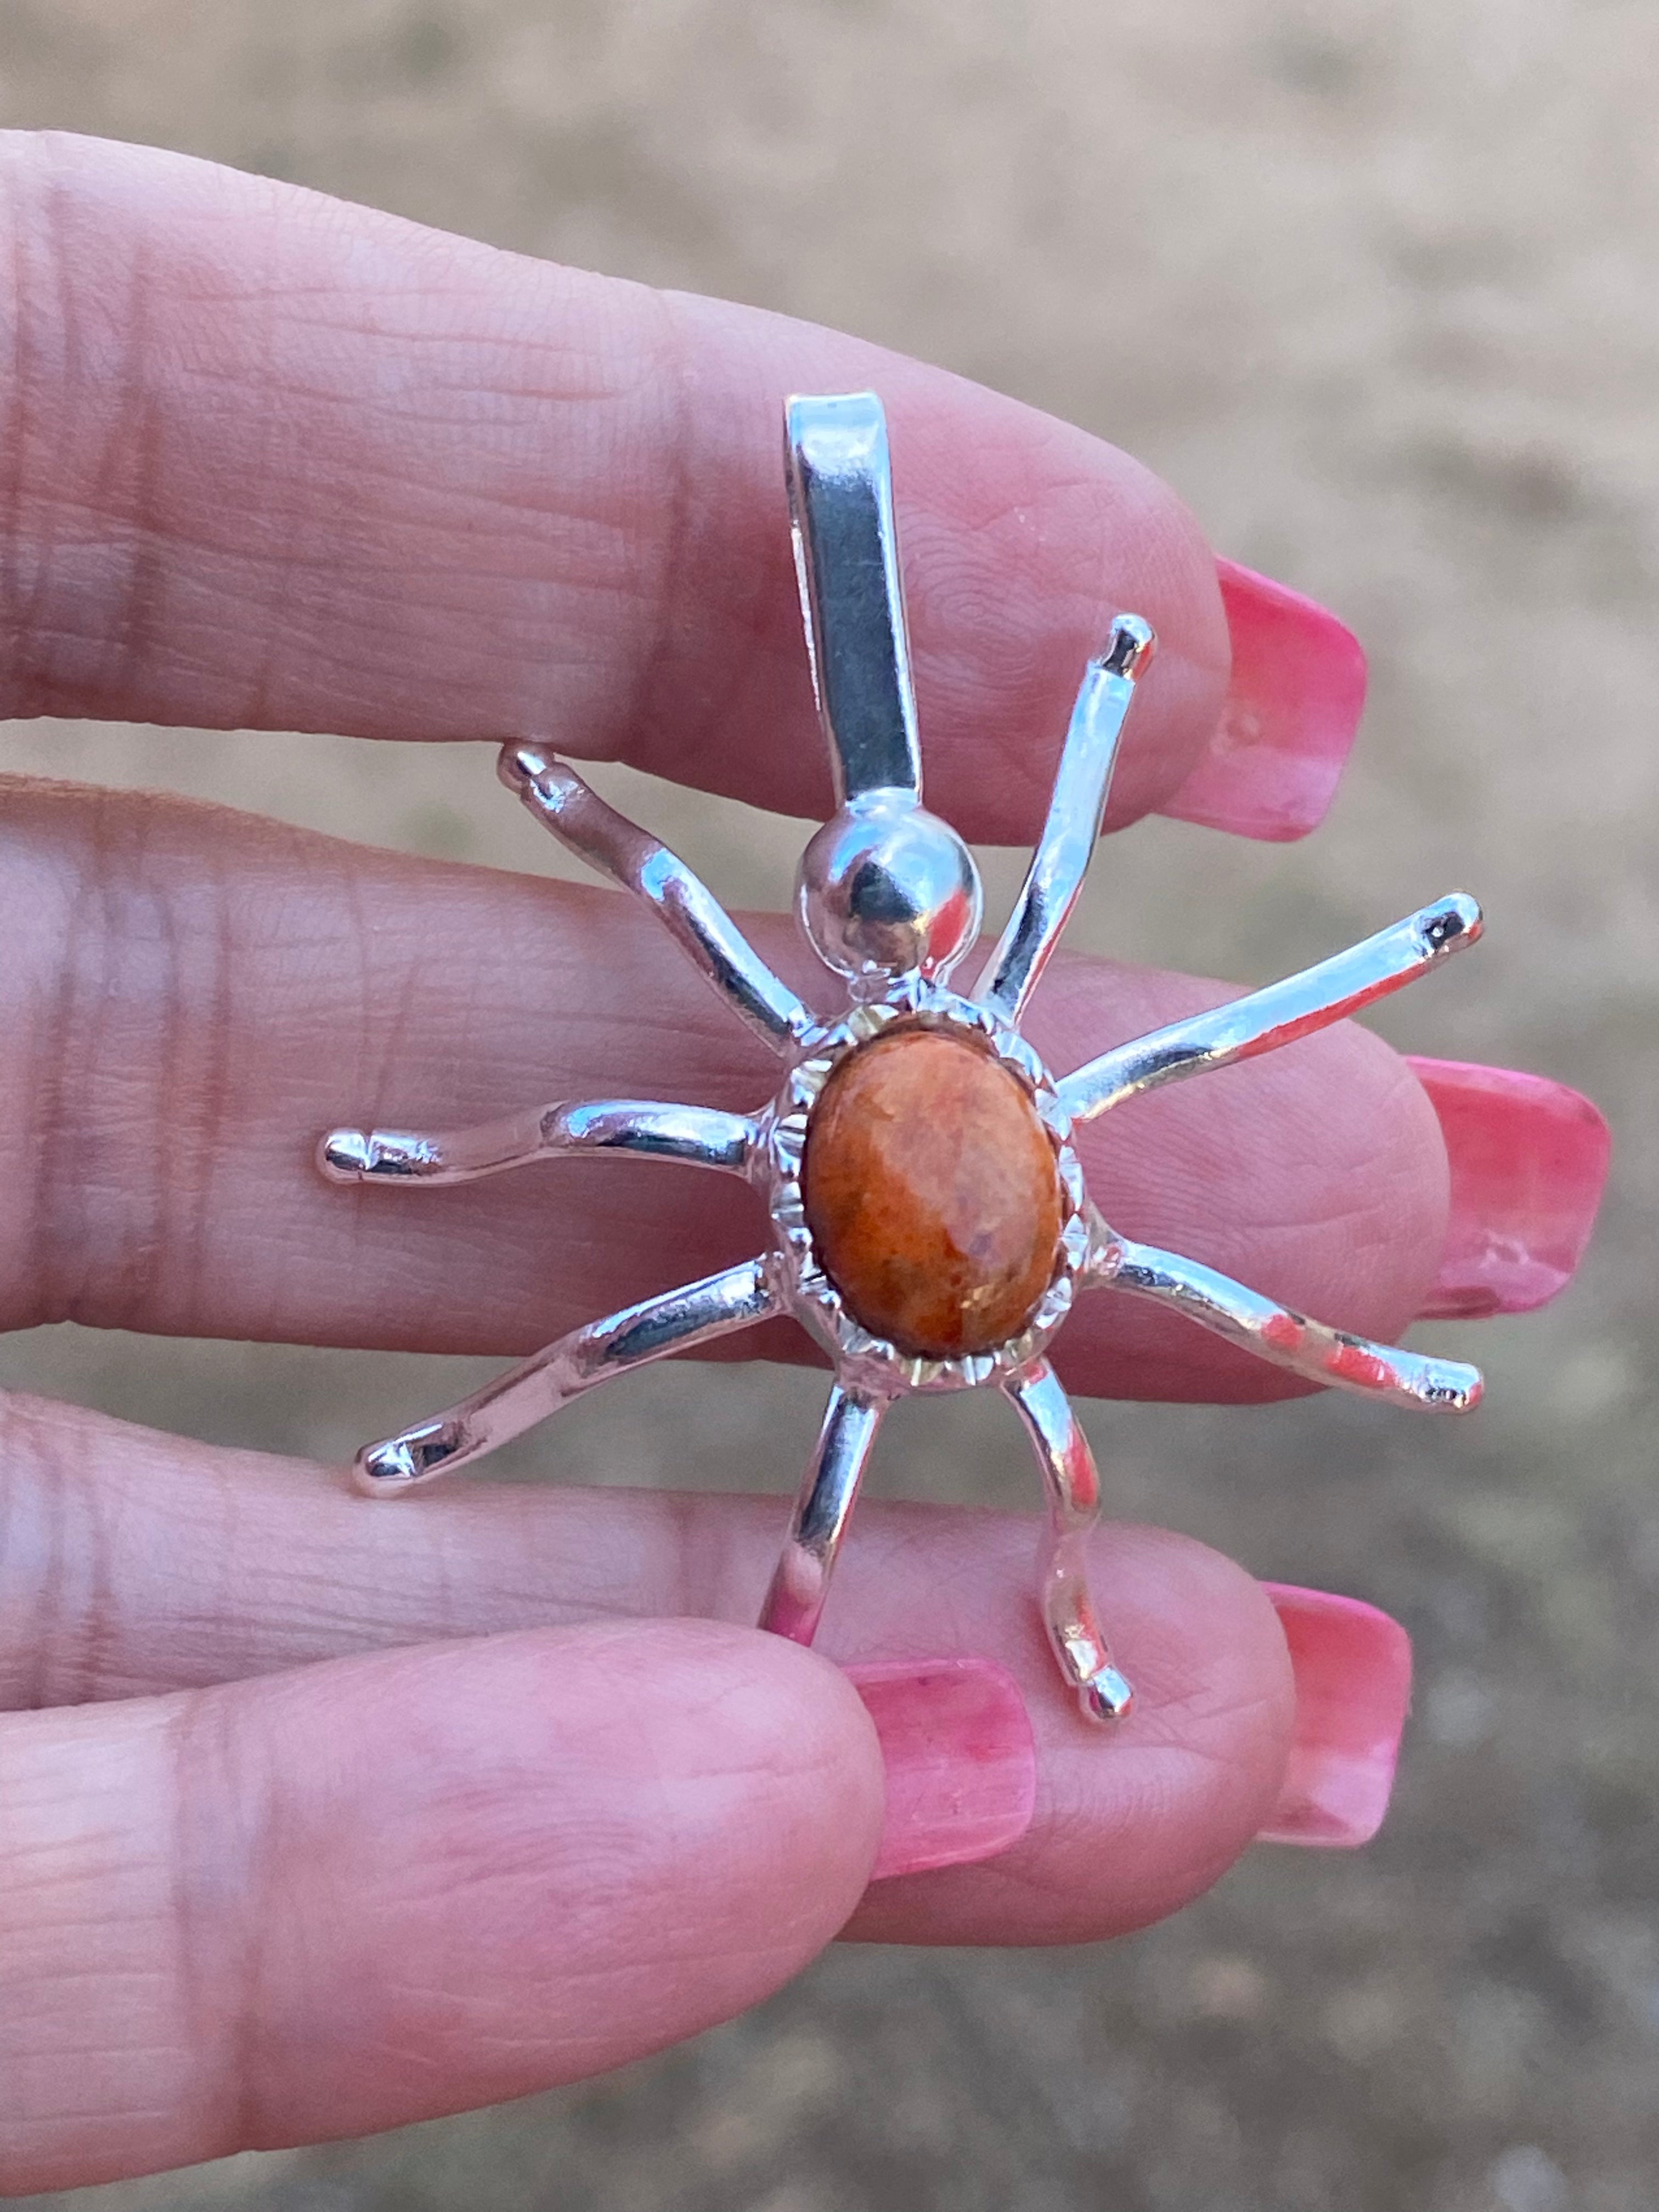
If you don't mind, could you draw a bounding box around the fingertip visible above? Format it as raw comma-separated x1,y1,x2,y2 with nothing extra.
533,1616,890,1926
0,1614,896,2193
1160,560,1369,841
1092,469,1233,834
1408,1057,1611,1319
1245,1011,1452,1336
848,1527,1297,1946
253,1620,888,2144
845,1657,1037,1881
1258,1584,1413,1848
1074,1536,1300,1884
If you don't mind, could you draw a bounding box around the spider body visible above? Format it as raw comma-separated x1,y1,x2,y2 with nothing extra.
754,979,1091,1401
799,1022,1063,1361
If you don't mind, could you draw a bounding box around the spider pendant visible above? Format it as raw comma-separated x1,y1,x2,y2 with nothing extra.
319,392,1483,1724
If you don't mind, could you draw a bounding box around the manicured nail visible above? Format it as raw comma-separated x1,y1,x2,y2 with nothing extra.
1161,558,1368,842
1410,1058,1611,1319
847,1658,1037,1880
1258,1584,1412,1848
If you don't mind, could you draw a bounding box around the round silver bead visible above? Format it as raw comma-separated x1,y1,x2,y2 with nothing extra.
796,793,984,989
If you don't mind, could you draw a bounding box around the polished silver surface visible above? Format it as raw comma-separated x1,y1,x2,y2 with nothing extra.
788,391,982,994
1005,1361,1134,1722
323,389,1487,1725
785,391,922,805
795,792,982,994
980,616,1155,1026
1094,1231,1483,1412
1058,892,1482,1123
320,1101,757,1185
499,743,815,1055
353,1259,778,1493
758,1385,889,1645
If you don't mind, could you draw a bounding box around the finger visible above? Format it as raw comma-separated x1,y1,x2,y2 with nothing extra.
0,1389,1297,1961
2,779,1471,1404
0,1613,885,2194
0,131,1356,841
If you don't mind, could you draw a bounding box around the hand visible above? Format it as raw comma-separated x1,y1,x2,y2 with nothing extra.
0,132,1608,2194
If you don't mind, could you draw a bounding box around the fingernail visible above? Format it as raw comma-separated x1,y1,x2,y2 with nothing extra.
1161,558,1368,842
1410,1058,1611,1319
847,1658,1037,1880
1258,1585,1412,1848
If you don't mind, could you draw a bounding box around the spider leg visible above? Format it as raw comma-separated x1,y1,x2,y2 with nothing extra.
758,1384,890,1645
352,1257,780,1493
978,618,1156,1027
319,1100,757,1186
1091,1233,1483,1412
500,746,816,1056
1003,1361,1134,1723
1056,894,1482,1123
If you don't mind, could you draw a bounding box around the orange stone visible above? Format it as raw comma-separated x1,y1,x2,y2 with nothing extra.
800,1024,1064,1359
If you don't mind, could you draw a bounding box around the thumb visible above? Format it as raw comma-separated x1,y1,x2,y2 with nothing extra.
0,1619,889,2193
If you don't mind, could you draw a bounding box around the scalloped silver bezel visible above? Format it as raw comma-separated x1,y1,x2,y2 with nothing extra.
758,979,1090,1395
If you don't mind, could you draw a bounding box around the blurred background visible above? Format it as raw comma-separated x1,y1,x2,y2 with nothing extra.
0,2,1655,2207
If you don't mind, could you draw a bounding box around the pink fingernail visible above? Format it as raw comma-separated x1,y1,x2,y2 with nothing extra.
1409,1058,1611,1319
847,1658,1037,1880
1161,558,1368,842
1258,1585,1412,1848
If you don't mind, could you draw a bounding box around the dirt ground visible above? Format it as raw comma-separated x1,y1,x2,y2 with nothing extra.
1,2,1656,2207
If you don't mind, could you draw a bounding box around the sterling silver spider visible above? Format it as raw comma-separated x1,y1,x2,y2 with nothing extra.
319,392,1483,1724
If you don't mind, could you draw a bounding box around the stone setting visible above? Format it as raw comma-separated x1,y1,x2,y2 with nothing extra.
801,1025,1064,1358
760,983,1091,1393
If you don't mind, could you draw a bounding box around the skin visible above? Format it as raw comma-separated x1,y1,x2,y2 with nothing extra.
0,131,1463,2192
